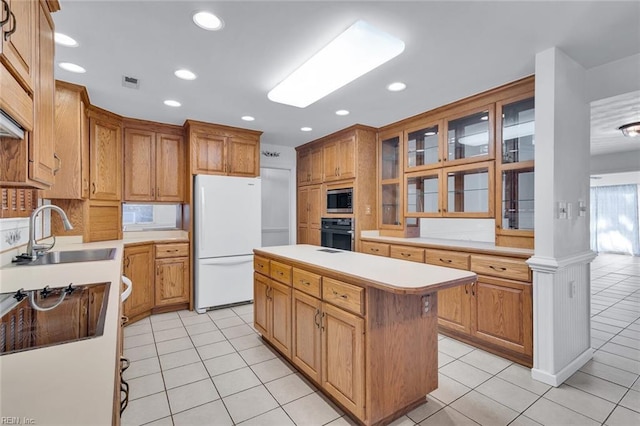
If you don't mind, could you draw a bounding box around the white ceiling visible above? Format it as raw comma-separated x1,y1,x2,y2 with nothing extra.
52,1,640,150
591,91,640,156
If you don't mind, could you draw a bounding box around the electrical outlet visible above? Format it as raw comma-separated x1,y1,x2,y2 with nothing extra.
569,280,576,298
365,204,371,215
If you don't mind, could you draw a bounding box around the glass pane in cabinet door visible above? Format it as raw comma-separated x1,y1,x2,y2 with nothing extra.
447,111,490,161
381,136,400,180
407,175,439,213
407,125,439,168
502,169,534,230
381,183,401,225
502,98,534,163
447,168,489,213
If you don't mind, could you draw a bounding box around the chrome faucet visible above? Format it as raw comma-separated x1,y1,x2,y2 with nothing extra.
20,205,74,260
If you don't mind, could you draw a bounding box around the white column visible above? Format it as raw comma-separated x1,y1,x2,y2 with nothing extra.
527,47,595,386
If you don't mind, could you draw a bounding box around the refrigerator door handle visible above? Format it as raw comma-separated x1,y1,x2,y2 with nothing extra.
199,257,254,266
199,186,207,253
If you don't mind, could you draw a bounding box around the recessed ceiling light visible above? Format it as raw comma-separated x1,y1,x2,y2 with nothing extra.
268,20,405,108
387,82,406,92
193,11,224,31
301,127,312,132
54,32,78,47
58,62,86,73
164,100,181,107
174,69,197,80
336,110,350,116
241,116,255,121
480,115,489,121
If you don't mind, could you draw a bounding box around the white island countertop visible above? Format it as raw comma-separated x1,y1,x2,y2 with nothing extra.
255,244,477,294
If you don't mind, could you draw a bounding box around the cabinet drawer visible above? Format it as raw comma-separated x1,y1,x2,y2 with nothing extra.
322,278,364,315
471,255,531,282
270,261,292,285
293,268,322,298
425,249,470,270
254,256,270,276
155,243,189,259
360,241,390,257
390,245,424,263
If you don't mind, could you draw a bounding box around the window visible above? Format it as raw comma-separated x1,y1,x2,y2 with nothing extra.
122,204,182,231
590,184,640,255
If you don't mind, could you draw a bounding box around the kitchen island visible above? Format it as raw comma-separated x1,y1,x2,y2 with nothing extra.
253,245,477,426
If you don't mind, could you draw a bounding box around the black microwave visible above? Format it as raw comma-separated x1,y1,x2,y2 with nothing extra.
327,187,353,214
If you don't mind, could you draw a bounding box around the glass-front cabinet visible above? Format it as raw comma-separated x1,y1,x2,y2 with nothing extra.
443,162,494,217
379,132,403,229
405,170,441,217
495,93,535,248
405,120,443,171
445,106,494,165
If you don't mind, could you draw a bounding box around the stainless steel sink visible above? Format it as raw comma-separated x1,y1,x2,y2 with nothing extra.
13,248,116,266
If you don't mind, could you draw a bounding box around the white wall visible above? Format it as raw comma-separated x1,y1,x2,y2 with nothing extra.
259,143,297,245
591,151,640,175
585,53,640,102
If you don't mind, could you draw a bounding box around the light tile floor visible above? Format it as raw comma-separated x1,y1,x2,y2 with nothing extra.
122,253,640,426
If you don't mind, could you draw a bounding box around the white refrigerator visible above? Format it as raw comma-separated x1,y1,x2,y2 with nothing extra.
194,174,261,313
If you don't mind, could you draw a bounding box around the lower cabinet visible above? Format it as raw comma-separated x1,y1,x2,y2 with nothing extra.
253,272,292,358
291,290,322,383
123,242,190,323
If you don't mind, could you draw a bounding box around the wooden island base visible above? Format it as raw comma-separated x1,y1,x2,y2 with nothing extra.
253,245,477,426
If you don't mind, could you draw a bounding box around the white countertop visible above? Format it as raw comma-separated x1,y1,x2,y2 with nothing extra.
0,231,188,425
255,244,477,294
360,232,534,258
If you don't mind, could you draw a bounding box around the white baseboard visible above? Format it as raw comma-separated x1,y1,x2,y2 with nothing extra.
531,347,594,386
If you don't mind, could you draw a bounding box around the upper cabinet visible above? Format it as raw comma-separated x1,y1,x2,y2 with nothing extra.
1,0,36,92
88,107,122,201
444,105,494,166
43,81,90,200
186,120,261,177
297,146,323,186
123,121,185,202
405,120,444,171
379,131,403,230
323,136,355,182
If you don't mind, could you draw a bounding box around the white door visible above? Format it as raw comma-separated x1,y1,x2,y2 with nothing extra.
260,168,291,247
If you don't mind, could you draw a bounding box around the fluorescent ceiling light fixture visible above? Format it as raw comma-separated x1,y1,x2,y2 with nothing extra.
241,116,255,121
55,33,78,47
336,110,350,116
175,69,197,80
193,11,224,31
301,127,313,132
58,62,86,73
387,82,406,92
268,20,405,108
164,100,181,107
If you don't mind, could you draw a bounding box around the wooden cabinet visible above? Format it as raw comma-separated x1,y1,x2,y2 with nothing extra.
186,120,261,177
1,0,36,92
360,241,390,257
123,124,184,202
122,244,154,321
389,244,424,263
297,146,323,186
323,136,355,182
0,187,37,218
154,243,190,306
297,184,322,245
292,289,322,383
44,81,90,199
89,109,122,201
253,269,292,358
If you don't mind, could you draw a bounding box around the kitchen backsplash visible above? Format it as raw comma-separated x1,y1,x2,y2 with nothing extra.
419,218,496,243
0,218,30,252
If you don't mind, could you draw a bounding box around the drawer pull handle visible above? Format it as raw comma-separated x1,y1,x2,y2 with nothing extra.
332,290,348,299
300,279,310,286
401,253,410,257
166,249,179,252
314,309,320,328
372,248,379,252
277,271,284,276
440,258,452,263
489,266,507,272
257,263,264,268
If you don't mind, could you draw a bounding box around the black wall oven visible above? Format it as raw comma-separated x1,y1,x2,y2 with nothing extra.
321,218,354,251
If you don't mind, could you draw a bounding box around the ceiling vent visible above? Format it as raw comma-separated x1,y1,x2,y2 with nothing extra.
122,75,140,89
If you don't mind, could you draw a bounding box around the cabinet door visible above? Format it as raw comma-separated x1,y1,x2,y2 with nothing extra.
1,0,35,91
88,285,107,336
29,1,55,186
292,290,322,383
155,257,189,306
337,136,355,180
270,280,292,358
443,162,494,218
253,272,270,336
308,228,321,246
308,185,322,229
321,302,364,420
90,117,122,200
444,105,494,165
309,147,323,184
297,149,311,185
228,135,259,176
437,285,472,334
297,226,308,245
123,245,154,319
405,121,443,171
156,133,184,202
297,186,309,227
471,276,532,357
322,142,339,181
191,132,225,175
123,128,155,201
